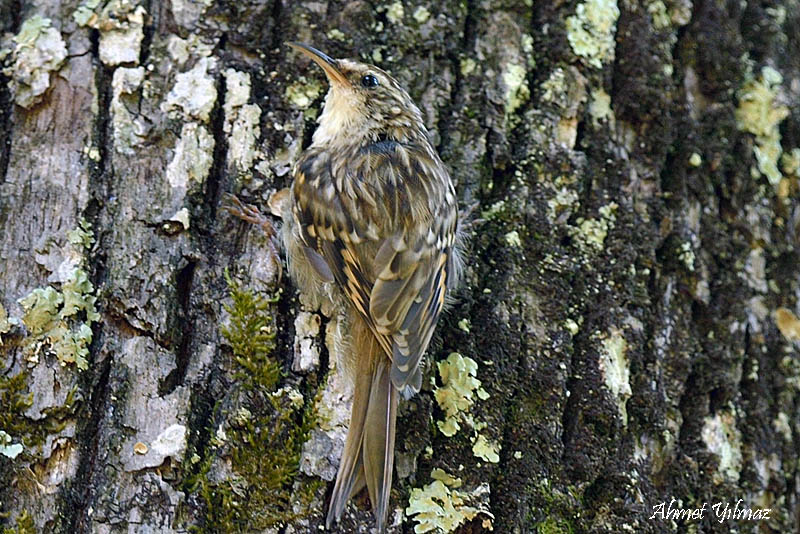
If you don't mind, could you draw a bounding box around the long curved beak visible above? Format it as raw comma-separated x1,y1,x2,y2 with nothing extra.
287,42,350,87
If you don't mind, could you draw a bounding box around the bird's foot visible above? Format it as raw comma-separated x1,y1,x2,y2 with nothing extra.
223,193,283,281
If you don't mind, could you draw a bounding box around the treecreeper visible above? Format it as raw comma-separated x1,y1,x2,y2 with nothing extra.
221,41,463,532
281,43,463,532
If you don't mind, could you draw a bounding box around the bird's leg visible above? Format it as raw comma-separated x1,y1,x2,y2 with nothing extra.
223,193,283,281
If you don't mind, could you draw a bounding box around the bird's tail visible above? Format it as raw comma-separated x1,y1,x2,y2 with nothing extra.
326,318,398,533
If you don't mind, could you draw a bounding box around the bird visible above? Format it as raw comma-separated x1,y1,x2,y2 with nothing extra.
283,42,462,532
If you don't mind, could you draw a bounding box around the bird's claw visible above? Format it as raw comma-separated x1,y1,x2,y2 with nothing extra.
223,192,283,282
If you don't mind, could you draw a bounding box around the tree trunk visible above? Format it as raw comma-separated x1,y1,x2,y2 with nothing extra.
1,1,799,533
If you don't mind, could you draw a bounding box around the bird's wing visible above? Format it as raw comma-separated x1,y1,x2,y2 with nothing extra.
293,142,457,392
293,152,394,358
369,233,452,392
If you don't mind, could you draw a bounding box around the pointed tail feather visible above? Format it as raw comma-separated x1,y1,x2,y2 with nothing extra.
363,358,398,532
326,319,398,533
326,348,371,527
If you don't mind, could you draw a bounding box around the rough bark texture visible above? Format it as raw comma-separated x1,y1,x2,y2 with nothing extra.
1,1,799,533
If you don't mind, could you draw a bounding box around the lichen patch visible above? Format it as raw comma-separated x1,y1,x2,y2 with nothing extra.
406,468,494,533
736,66,790,185
1,15,67,108
566,0,620,69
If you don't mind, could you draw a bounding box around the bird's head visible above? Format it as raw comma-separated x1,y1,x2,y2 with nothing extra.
288,42,427,148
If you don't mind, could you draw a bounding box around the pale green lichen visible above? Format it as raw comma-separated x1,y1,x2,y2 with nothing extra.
564,318,580,336
111,66,146,155
72,0,101,26
223,69,263,180
521,34,535,68
460,58,476,76
481,200,506,220
773,412,791,441
326,28,346,41
0,303,17,346
18,267,99,370
434,353,489,437
647,0,671,29
162,57,218,122
406,469,494,533
678,241,695,272
547,177,580,220
598,329,631,425
472,434,500,463
781,147,800,177
2,509,35,534
568,202,618,252
166,122,215,190
413,6,431,23
504,230,522,248
285,78,323,109
11,221,98,370
386,2,405,24
1,15,68,108
74,0,146,65
540,68,567,104
166,34,214,65
701,409,743,483
502,63,529,114
67,218,95,250
566,0,620,69
735,66,789,185
588,87,613,125
0,429,23,459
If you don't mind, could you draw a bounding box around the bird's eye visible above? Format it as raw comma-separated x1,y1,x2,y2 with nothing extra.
361,74,380,88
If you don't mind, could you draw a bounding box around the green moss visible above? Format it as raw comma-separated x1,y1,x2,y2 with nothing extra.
183,275,320,532
220,273,280,391
0,373,34,446
0,372,77,453
530,481,579,534
2,509,35,534
538,517,574,534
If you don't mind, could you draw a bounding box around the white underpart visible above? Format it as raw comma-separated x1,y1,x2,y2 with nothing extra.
312,87,365,147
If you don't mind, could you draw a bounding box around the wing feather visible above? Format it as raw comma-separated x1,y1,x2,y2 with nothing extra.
293,142,457,393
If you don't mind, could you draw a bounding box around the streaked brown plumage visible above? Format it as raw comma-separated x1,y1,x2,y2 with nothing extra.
285,43,461,532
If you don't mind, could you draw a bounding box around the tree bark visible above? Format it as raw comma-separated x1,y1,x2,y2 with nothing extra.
1,1,799,533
